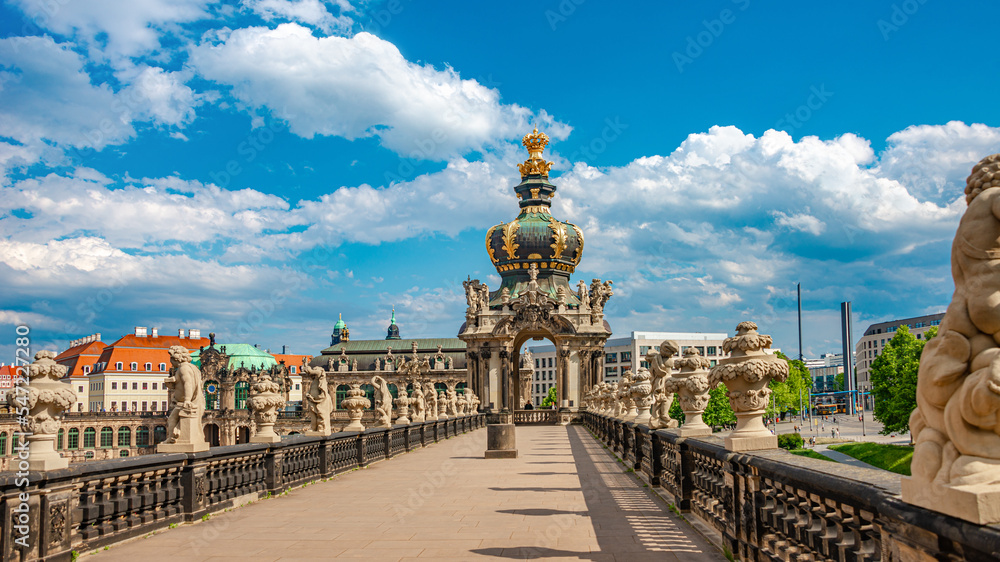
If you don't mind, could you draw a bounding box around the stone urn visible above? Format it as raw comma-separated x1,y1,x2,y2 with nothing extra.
630,368,654,426
341,383,371,432
666,348,712,437
249,373,285,443
394,391,412,425
5,351,76,470
709,321,789,451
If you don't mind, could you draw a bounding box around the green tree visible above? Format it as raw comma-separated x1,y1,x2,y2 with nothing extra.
834,373,844,391
668,394,684,424
766,352,812,418
870,325,936,435
702,384,736,428
541,386,557,408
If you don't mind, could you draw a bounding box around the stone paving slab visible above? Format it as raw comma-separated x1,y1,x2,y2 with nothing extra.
95,425,724,561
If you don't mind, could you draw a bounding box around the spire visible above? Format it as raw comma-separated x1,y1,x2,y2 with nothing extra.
391,307,396,324
386,306,401,340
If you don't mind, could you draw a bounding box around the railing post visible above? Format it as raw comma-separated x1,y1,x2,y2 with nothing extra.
183,458,210,521
649,430,663,486
319,439,333,478
384,429,392,459
356,433,365,468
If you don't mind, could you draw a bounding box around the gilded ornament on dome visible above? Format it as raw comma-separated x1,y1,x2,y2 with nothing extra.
530,188,540,199
485,225,498,263
502,221,520,259
570,223,584,264
548,216,568,260
517,127,554,179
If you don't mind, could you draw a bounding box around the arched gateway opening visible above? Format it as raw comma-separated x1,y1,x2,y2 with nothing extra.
459,129,613,424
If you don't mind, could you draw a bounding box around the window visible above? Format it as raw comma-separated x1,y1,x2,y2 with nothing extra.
115,362,123,370
236,381,249,409
621,352,632,362
100,427,113,448
153,426,167,444
710,360,717,367
640,361,650,369
605,366,617,376
695,347,705,356
136,426,149,447
56,429,63,450
142,382,148,390
78,386,83,393
119,450,129,457
295,383,300,390
917,334,922,339
111,401,117,410
0,432,6,456
152,383,157,390
159,363,166,371
83,427,96,449
68,428,79,449
144,362,152,371
161,401,166,411
290,366,297,374
131,401,137,411
130,362,138,371
915,322,925,328
888,326,897,332
547,357,553,368
111,382,117,390
132,382,138,390
141,401,147,411
83,365,91,375
707,346,717,355
151,401,156,411
606,352,617,363
931,319,941,326
640,346,650,355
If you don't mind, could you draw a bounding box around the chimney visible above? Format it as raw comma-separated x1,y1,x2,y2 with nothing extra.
282,345,287,354
151,327,158,338
178,329,186,339
135,326,148,337
189,329,200,339
96,333,101,342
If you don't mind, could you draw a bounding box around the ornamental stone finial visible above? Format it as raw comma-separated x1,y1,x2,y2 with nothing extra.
666,347,713,437
341,383,370,432
630,368,654,425
709,321,788,451
249,373,284,443
5,351,76,470
904,154,1000,524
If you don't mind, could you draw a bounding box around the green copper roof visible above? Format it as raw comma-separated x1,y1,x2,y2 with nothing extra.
333,313,346,330
320,338,465,355
191,343,277,370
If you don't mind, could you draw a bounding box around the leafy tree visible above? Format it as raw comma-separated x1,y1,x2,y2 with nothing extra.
870,325,936,435
767,352,812,418
541,386,557,408
702,384,736,428
669,394,684,424
834,373,844,391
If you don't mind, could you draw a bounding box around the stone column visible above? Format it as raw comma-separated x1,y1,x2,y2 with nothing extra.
708,321,788,451
5,351,76,470
499,347,511,412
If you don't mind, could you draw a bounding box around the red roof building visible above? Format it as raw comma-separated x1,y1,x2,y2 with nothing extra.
55,333,109,411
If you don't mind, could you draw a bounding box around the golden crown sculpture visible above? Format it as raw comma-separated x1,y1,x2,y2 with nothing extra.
517,127,553,178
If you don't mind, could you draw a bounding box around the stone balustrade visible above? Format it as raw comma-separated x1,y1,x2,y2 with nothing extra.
511,410,558,424
0,414,485,561
583,412,1000,561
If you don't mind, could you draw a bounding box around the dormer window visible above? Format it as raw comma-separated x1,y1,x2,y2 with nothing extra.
115,362,123,371
130,362,138,371
144,362,152,371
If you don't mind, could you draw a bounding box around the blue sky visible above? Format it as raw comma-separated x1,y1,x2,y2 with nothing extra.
1,0,998,361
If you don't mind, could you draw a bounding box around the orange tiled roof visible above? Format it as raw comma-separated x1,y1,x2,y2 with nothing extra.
272,353,311,368
94,334,210,374
56,340,108,378
0,365,17,388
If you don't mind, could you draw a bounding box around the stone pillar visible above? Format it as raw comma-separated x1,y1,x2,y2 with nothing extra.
709,321,788,451
485,423,517,459
499,347,511,412
4,351,76,470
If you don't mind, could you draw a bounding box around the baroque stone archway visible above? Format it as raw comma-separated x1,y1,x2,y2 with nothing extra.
459,129,612,421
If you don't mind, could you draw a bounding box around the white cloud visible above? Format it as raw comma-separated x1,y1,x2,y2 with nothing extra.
0,36,134,150
115,65,206,127
190,24,570,159
9,0,214,60
242,0,353,34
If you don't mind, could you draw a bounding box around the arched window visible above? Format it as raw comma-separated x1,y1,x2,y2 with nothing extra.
204,380,220,410
100,427,113,448
83,427,96,449
387,384,399,399
130,362,138,371
0,432,6,456
11,433,18,452
118,427,131,447
56,428,64,450
144,362,152,371
335,385,349,410
235,381,249,409
136,426,150,447
456,382,467,392
68,428,80,449
153,425,166,444
360,384,375,410
434,382,447,392
115,362,123,370
159,363,166,371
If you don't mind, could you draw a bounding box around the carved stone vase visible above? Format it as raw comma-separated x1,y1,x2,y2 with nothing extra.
394,393,412,425
341,383,370,432
5,351,76,470
709,321,788,451
667,348,712,437
630,368,653,426
249,373,285,443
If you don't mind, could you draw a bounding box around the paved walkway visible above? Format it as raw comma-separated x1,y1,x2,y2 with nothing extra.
813,446,883,470
98,426,723,561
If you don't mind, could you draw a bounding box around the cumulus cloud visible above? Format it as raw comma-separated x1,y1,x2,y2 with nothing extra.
115,65,207,127
242,0,353,34
0,36,134,150
189,24,570,159
8,0,214,60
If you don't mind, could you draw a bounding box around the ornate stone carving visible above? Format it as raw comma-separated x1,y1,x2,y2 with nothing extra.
49,503,66,546
410,381,426,423
647,341,680,430
666,347,712,437
465,388,480,413
617,371,636,421
159,346,209,453
904,154,1000,524
438,391,449,419
709,322,788,451
588,279,614,323
446,383,459,417
5,350,76,470
630,367,654,425
371,375,393,428
302,357,334,436
424,383,439,421
341,383,370,432
249,373,284,443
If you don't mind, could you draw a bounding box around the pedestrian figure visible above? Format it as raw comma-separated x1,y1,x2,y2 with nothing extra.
831,428,836,438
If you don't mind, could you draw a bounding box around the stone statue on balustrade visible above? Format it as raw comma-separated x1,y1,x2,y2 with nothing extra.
446,385,459,417
160,346,210,452
709,321,788,452
904,154,1000,524
425,383,439,421
249,373,284,443
630,367,654,425
5,350,77,469
647,341,680,430
438,390,449,419
371,375,393,428
457,391,468,415
617,371,637,421
302,356,334,436
465,388,480,413
411,381,427,423
665,347,712,437
588,279,614,323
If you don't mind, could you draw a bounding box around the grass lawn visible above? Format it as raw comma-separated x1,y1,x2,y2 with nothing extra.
790,448,838,462
829,442,913,475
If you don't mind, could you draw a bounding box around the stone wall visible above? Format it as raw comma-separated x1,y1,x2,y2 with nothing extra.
584,413,1000,562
